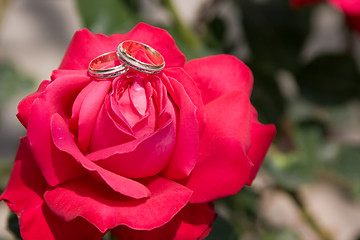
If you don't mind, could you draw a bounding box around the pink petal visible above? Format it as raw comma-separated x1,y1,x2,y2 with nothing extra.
184,54,254,105
116,83,143,128
0,138,104,240
41,74,92,120
27,99,86,186
50,113,151,199
0,137,47,213
160,72,200,180
59,23,185,70
247,108,276,185
59,28,124,70
44,177,193,233
164,67,205,133
132,96,157,138
128,77,147,116
50,69,88,81
328,0,360,33
87,114,176,178
89,96,136,152
16,80,50,128
112,203,215,240
18,203,105,240
185,91,253,203
77,80,112,153
125,23,186,68
69,78,98,134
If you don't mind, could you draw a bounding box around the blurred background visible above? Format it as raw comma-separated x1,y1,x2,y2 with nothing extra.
0,0,360,239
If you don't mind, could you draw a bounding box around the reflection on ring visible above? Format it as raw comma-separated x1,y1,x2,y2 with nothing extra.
117,40,165,74
88,51,129,79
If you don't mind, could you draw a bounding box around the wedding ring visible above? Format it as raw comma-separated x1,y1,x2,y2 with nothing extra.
88,51,129,78
117,40,165,74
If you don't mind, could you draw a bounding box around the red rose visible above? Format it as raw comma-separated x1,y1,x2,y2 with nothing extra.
291,0,360,33
0,23,276,240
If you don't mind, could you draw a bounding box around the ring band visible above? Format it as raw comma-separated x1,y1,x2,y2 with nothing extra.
88,51,129,78
117,40,165,74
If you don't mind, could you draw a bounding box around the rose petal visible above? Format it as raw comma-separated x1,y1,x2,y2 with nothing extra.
247,107,276,185
50,113,151,199
0,137,46,213
59,28,122,70
17,80,50,128
59,23,185,70
125,23,186,68
44,177,193,233
291,0,322,7
69,78,98,134
328,0,360,33
19,203,105,240
184,54,253,105
330,0,359,12
112,203,215,240
87,112,176,178
291,0,360,15
116,81,144,127
42,74,92,119
129,77,147,116
89,96,136,152
185,91,253,203
89,97,135,151
164,67,206,134
161,72,200,180
50,69,88,81
77,80,112,153
132,95,157,138
347,15,360,33
0,138,104,240
27,99,86,186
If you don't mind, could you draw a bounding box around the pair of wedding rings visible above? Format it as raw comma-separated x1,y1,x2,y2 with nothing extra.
88,40,165,78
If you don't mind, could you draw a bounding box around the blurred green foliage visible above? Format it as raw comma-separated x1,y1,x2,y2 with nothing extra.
7,213,21,240
77,0,140,34
0,60,33,108
296,53,360,104
238,0,311,72
0,59,33,191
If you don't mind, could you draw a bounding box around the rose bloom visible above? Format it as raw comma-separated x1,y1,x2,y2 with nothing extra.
0,23,275,240
291,0,360,33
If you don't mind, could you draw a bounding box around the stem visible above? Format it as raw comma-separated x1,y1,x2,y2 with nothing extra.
282,186,332,240
0,0,10,58
163,0,201,47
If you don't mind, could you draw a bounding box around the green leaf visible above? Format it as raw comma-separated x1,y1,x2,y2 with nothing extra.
0,161,12,191
223,187,258,219
237,0,310,72
202,15,231,53
7,212,22,240
76,0,140,35
295,54,360,105
265,127,323,189
327,146,360,183
261,228,300,240
249,66,285,125
205,216,238,240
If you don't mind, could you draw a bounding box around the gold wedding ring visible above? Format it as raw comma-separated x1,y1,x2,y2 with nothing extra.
117,40,165,74
88,51,129,78
88,41,165,78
